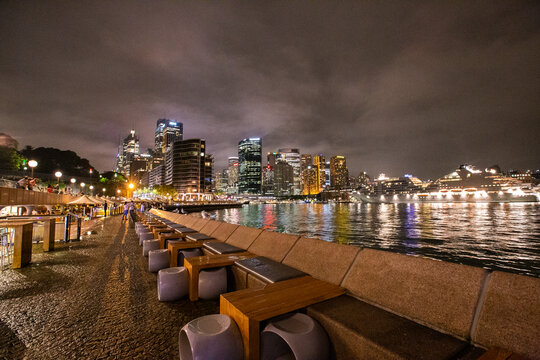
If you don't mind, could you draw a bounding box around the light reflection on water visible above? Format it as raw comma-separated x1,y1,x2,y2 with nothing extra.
211,203,540,277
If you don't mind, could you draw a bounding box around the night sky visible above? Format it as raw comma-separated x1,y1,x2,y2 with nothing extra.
1,1,539,179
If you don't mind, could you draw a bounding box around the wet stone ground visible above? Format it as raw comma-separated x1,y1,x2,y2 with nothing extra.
0,216,219,360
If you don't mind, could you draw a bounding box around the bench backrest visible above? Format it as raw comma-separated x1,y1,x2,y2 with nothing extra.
282,237,360,285
341,248,486,339
248,231,300,262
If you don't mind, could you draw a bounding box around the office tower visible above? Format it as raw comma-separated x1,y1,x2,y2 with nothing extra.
273,161,294,196
302,167,319,195
277,148,301,195
267,152,281,167
227,156,239,194
262,165,274,196
238,138,262,194
154,119,183,156
115,129,140,176
214,169,229,192
313,155,326,192
165,139,212,193
330,155,349,189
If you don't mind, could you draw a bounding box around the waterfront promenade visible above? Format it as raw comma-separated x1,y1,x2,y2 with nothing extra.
0,216,218,359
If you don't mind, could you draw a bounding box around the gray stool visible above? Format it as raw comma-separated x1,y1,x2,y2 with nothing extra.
261,312,329,360
157,267,189,301
148,249,169,272
199,267,227,300
179,314,243,360
143,239,160,257
139,231,154,246
178,248,203,267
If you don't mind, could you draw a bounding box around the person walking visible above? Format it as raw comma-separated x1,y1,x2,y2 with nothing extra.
121,202,129,221
103,202,108,217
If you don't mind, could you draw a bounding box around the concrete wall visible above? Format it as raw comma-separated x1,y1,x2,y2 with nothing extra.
150,209,540,358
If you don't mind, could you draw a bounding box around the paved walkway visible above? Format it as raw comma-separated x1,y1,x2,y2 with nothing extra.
0,216,218,360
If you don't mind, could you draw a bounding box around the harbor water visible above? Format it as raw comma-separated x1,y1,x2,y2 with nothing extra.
209,202,540,278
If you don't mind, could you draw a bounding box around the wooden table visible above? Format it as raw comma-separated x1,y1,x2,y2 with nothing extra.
151,225,170,237
0,221,33,269
158,231,184,249
167,240,206,267
184,252,257,301
220,276,345,360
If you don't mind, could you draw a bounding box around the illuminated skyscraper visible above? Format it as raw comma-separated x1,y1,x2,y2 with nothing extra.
115,129,140,176
165,139,212,193
313,155,326,192
330,155,349,189
154,119,183,156
227,156,239,194
238,138,262,194
277,148,301,195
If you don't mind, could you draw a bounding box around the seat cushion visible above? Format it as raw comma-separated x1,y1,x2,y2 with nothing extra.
175,227,197,234
186,233,215,241
234,257,306,284
204,241,243,254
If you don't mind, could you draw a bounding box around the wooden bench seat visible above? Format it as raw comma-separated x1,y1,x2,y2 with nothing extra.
168,240,206,267
307,295,485,360
185,233,215,241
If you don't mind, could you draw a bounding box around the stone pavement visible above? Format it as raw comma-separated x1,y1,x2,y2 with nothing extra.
0,216,219,360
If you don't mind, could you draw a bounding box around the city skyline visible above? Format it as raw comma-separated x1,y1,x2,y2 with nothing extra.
1,2,539,179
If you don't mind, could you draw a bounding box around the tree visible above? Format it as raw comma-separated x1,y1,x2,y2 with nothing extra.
153,185,177,197
0,146,26,170
19,147,98,177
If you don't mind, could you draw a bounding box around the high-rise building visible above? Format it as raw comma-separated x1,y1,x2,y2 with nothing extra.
330,156,349,189
313,155,326,192
274,161,294,196
262,165,274,196
214,169,229,193
165,139,212,193
154,119,183,156
267,152,281,167
115,129,140,176
238,138,262,194
302,167,319,195
277,148,301,195
227,156,239,194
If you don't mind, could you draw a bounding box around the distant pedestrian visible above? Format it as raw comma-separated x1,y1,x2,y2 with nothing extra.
103,202,108,217
47,184,53,193
17,176,28,189
122,202,129,220
27,178,36,190
140,203,145,212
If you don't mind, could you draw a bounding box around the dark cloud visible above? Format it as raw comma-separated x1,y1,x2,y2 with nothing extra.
1,1,539,179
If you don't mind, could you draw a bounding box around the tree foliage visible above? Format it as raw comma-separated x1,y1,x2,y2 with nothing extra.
0,146,26,170
20,147,98,177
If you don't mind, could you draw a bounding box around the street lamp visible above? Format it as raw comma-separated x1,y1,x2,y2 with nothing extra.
89,185,94,195
55,171,62,184
102,188,106,192
28,160,38,177
70,178,76,184
80,182,85,193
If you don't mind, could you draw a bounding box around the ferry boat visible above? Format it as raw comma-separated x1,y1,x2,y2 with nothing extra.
353,165,539,203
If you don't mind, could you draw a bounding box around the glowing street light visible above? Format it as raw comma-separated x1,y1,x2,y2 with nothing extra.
55,171,62,184
28,160,38,177
89,185,94,195
128,183,134,189
102,188,106,192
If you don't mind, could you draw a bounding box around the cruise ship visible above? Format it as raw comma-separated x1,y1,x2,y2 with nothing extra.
353,165,539,203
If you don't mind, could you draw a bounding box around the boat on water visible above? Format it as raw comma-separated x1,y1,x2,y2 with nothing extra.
353,165,539,203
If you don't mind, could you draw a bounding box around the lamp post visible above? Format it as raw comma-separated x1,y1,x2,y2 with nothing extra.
89,185,94,195
55,171,62,185
28,160,38,177
80,182,85,194
128,183,134,199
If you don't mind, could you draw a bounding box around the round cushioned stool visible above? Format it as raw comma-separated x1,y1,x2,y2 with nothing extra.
139,231,154,246
157,267,188,301
261,312,329,360
148,249,169,272
177,248,203,267
179,314,243,360
198,267,227,300
135,223,145,234
143,239,160,257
